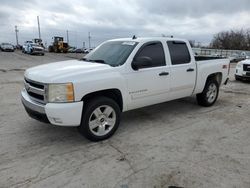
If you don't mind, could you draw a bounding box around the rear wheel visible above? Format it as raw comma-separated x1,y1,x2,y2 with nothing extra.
196,79,219,107
78,97,121,141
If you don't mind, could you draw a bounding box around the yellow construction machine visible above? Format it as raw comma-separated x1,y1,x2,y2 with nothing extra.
48,36,68,53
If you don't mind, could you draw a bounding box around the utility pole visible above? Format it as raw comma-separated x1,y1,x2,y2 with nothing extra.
15,25,19,46
83,42,85,49
88,32,91,49
66,30,69,44
37,16,41,40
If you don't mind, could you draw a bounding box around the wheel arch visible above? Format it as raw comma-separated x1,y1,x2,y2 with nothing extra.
81,89,123,111
206,72,222,86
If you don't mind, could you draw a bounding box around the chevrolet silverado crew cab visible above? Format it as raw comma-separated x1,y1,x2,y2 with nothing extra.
21,37,230,141
235,59,250,80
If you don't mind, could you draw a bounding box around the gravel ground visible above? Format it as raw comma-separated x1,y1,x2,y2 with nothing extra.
0,51,250,188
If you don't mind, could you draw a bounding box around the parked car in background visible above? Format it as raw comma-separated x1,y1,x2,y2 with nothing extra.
0,43,15,52
229,53,246,63
21,37,230,141
22,41,33,53
235,59,250,81
73,48,84,53
68,47,76,53
83,48,93,53
26,43,45,55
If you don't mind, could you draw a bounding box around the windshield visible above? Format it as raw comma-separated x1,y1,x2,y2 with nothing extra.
3,44,13,48
83,41,138,67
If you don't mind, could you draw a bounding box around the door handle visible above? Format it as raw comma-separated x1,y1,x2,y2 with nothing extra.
159,72,169,76
187,68,194,72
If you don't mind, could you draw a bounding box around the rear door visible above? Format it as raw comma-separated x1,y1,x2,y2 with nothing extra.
167,41,196,98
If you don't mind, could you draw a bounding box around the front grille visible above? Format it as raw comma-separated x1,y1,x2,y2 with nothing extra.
24,78,46,104
25,78,44,89
27,91,44,100
243,64,250,71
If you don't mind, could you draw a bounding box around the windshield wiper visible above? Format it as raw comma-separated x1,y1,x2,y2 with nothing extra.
80,57,90,61
80,58,110,66
90,59,106,64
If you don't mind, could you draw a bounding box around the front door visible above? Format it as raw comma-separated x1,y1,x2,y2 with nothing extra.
125,41,171,110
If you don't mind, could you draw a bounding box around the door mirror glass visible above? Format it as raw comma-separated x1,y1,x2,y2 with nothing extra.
132,56,153,70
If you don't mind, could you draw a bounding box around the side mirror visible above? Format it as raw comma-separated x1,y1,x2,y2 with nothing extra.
132,56,153,70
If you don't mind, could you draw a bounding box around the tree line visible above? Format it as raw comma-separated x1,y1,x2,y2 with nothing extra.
210,29,250,50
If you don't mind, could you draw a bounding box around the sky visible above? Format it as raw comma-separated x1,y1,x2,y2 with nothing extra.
0,0,250,48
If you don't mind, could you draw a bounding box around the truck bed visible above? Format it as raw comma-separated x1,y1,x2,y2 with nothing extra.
195,56,226,61
193,57,229,95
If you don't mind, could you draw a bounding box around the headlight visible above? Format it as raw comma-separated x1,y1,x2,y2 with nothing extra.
47,83,74,103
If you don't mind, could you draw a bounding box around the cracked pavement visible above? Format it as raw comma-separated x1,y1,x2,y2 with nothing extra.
0,51,250,188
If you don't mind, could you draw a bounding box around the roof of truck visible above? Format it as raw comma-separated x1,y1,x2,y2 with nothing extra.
109,37,188,43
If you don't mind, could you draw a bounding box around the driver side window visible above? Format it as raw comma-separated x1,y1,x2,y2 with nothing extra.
135,42,166,69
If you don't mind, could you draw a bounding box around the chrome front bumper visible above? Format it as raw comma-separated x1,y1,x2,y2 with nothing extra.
21,89,83,126
21,89,49,123
21,89,45,113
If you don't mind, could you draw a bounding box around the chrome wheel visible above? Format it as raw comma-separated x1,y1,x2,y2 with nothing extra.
206,83,217,103
88,105,116,136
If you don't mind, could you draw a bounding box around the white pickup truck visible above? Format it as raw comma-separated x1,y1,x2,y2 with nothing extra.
235,59,250,80
21,37,230,141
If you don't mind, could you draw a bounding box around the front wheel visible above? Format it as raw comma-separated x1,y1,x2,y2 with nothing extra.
78,97,121,141
235,75,241,81
196,79,219,107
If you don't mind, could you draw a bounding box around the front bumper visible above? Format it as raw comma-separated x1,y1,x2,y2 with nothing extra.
21,89,83,126
2,49,14,52
31,51,44,55
235,74,250,80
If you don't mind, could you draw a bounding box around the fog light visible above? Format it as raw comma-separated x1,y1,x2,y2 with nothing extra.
49,117,63,124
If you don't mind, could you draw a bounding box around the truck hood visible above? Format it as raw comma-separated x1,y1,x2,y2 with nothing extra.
24,60,111,83
239,59,250,65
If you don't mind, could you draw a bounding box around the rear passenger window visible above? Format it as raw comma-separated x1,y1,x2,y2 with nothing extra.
135,42,166,68
167,41,191,65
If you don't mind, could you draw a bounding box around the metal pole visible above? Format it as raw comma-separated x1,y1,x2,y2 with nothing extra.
66,30,69,44
15,25,19,46
88,32,91,49
37,16,41,39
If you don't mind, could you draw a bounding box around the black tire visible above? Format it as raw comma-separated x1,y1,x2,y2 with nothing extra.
196,79,219,107
235,75,241,81
78,96,121,141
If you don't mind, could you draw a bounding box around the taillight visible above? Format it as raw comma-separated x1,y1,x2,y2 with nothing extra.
222,64,230,75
